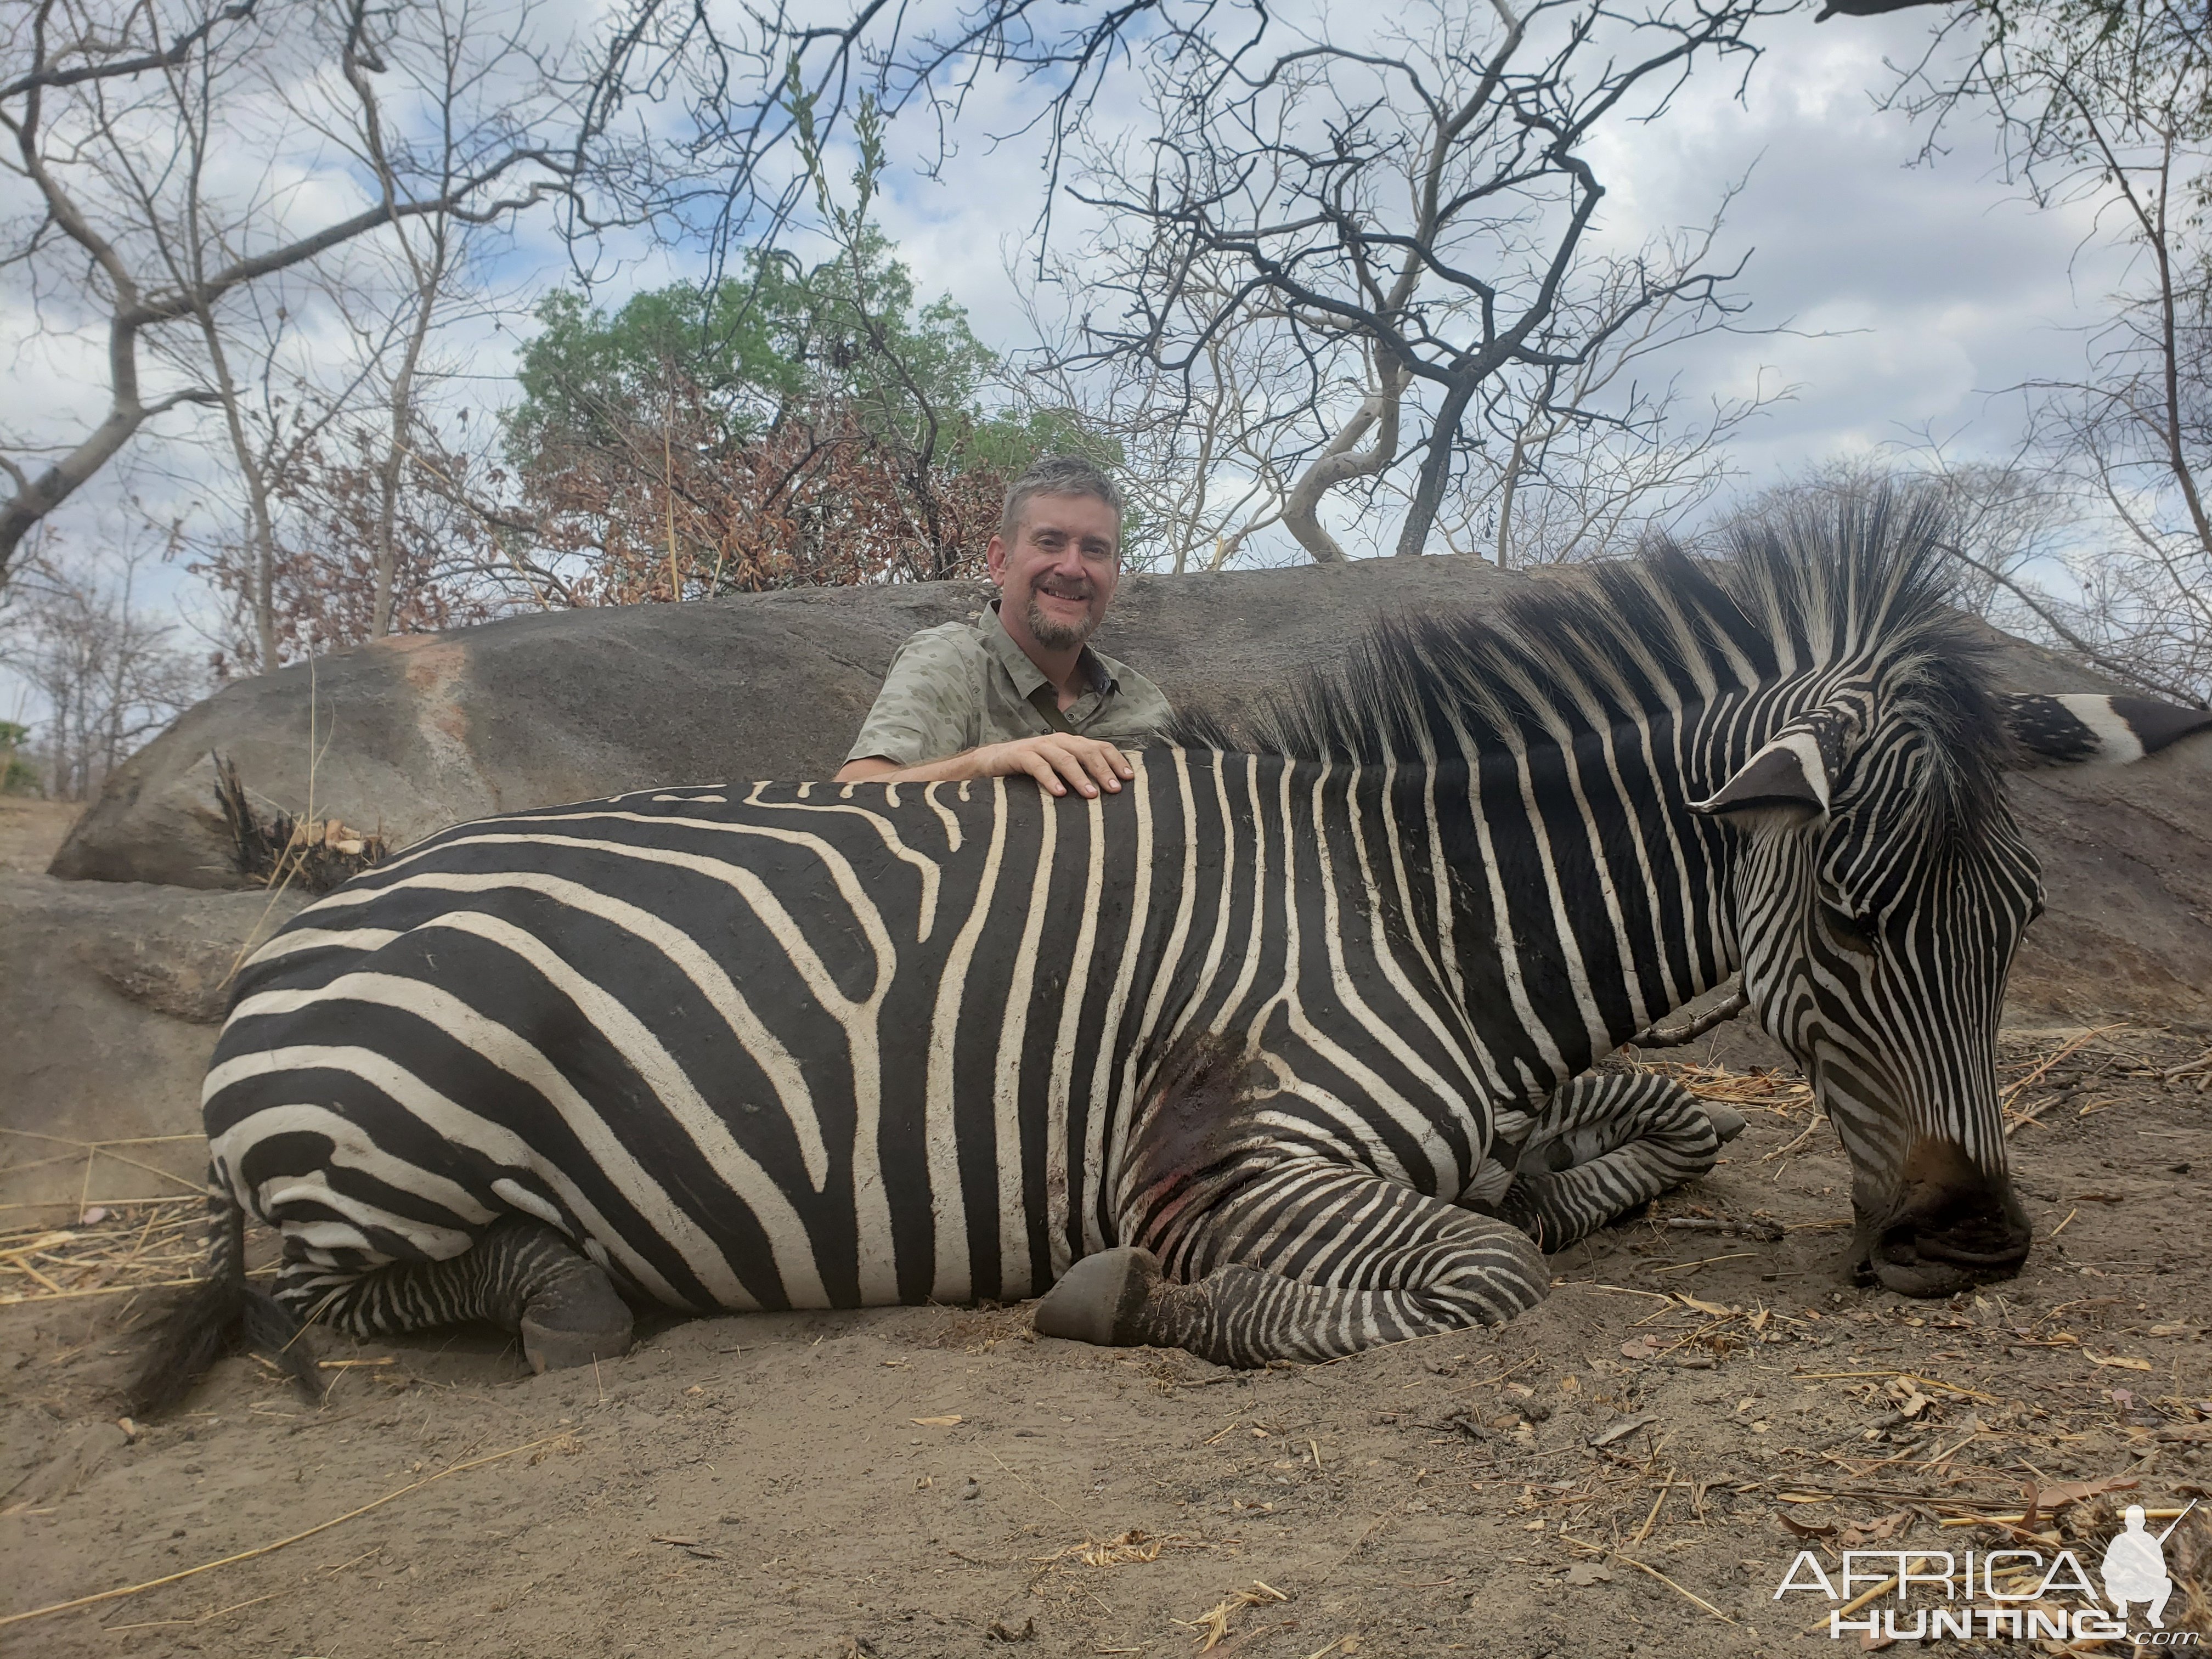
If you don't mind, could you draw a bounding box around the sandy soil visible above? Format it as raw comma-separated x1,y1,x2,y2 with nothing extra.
5,1026,2210,1659
0,798,81,874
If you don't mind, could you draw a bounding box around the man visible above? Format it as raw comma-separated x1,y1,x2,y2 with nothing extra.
836,456,1172,798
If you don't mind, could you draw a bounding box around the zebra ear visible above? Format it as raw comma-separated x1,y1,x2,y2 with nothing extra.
2003,694,2212,766
1691,733,1831,827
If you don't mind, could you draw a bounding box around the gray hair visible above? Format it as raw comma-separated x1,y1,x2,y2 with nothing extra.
1000,455,1124,544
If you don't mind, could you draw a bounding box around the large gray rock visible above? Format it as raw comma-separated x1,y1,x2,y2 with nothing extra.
0,874,308,1206
50,558,1526,888
42,554,2212,1026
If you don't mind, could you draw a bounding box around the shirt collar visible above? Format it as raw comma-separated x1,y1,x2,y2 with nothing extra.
986,597,1116,698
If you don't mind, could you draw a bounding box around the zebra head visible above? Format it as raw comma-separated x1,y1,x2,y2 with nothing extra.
1692,525,2210,1297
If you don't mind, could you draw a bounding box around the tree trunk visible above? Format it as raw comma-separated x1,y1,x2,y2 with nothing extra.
1394,377,1480,557
1282,365,1407,563
1495,426,1527,568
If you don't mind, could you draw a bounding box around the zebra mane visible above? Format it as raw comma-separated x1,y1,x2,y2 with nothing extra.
1164,489,2011,831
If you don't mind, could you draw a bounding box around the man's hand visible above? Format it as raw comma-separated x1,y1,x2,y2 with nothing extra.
975,733,1135,797
835,734,1136,796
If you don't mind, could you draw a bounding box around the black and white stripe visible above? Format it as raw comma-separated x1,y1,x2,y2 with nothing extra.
142,489,2212,1394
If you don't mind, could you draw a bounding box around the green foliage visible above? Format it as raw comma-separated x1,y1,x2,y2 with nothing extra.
0,719,37,795
503,123,1124,591
506,235,1009,473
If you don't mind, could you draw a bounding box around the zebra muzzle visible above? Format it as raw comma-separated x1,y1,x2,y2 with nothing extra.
1854,1138,2033,1298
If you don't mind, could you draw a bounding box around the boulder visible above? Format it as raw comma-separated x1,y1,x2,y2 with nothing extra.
41,554,2212,1028
50,558,1526,889
0,873,308,1206
2004,744,2212,1025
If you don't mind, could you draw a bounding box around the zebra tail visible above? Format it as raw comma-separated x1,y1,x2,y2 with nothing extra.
127,1177,320,1416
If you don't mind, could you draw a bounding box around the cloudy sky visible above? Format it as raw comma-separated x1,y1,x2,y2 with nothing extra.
0,0,2134,695
854,2,2119,515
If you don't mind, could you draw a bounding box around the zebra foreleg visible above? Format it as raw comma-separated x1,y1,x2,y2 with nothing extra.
278,1219,633,1375
1488,1071,1742,1250
1036,1165,1549,1367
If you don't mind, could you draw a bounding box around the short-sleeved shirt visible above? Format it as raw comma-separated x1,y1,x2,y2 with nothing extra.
845,599,1173,768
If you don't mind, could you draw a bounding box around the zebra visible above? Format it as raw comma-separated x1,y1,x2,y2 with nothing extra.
132,493,2210,1408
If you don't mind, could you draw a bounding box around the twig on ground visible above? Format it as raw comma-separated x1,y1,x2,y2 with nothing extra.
1557,1530,1737,1624
1625,984,1748,1050
0,1432,569,1628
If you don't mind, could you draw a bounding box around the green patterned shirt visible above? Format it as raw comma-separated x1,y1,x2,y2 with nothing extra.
845,600,1173,768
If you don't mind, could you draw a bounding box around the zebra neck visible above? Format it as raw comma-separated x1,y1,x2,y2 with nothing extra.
1403,706,1742,1094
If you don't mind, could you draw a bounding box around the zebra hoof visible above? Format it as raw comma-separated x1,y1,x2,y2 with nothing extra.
521,1312,633,1374
1033,1248,1162,1347
1699,1101,1748,1144
518,1272,634,1374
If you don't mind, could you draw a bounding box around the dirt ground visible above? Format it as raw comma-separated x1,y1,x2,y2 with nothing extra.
0,798,81,875
4,1025,2211,1659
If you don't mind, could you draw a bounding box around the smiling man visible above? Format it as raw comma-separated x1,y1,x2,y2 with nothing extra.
834,456,1172,799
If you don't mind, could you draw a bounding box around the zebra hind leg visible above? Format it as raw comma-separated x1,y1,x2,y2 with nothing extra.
284,1218,634,1375
1037,1162,1550,1367
1489,1070,1742,1251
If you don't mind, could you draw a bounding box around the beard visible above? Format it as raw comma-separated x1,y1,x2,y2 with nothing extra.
1025,584,1098,651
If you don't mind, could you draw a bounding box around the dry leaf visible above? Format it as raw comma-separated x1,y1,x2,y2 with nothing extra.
1884,1379,1933,1418
1619,1337,1661,1362
1588,1413,1658,1447
1778,1512,1836,1539
912,1415,963,1427
1839,1511,1911,1549
2022,1475,2138,1530
2084,1349,2154,1371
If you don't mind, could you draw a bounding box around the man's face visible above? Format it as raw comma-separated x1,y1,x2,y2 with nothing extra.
988,492,1120,655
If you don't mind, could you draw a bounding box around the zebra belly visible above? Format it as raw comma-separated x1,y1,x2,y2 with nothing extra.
203,781,1161,1316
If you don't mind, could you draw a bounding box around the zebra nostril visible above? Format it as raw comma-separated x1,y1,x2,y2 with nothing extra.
1912,1212,2033,1267
1859,1142,2034,1298
1864,1198,2033,1297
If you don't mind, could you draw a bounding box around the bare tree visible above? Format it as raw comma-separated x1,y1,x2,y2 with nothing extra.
1719,450,2208,704
0,535,202,798
0,0,580,593
1061,0,1783,561
1013,264,1301,573
582,0,1935,284
1884,0,2212,702
1433,214,1794,565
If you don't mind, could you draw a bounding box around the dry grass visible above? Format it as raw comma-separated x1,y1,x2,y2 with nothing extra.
0,1196,210,1307
1170,1581,1290,1650
1639,1059,1818,1119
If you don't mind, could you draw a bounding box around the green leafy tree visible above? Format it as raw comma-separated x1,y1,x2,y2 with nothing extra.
505,216,1109,596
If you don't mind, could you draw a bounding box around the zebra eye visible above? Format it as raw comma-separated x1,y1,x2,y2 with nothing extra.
1819,900,1879,956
